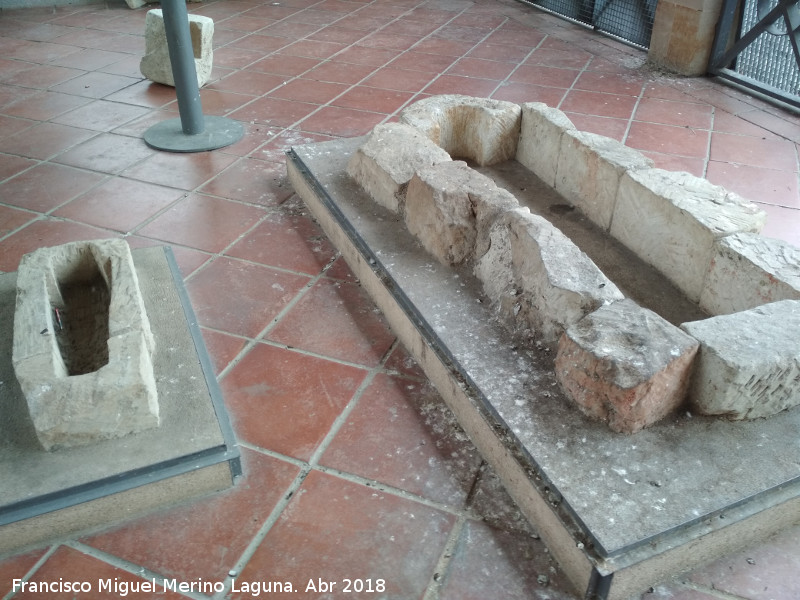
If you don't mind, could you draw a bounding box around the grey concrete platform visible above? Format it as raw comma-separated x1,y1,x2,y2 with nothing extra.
0,246,240,557
287,138,800,600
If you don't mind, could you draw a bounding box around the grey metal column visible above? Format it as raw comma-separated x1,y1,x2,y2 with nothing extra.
143,0,243,152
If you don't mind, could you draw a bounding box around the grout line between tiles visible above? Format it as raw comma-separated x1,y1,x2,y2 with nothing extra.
420,514,468,600
0,545,58,600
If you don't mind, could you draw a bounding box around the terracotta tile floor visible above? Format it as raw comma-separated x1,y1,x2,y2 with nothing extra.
2,0,800,598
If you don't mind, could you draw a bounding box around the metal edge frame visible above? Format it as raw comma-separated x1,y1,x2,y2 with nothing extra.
0,246,241,527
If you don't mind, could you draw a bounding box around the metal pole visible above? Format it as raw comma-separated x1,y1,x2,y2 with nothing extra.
160,0,204,135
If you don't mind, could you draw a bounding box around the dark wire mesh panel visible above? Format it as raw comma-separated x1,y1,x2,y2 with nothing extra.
735,0,800,97
524,0,656,48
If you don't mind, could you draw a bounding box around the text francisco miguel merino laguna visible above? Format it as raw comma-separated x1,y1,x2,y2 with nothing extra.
12,576,387,596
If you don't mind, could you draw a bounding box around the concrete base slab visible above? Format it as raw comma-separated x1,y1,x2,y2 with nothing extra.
0,246,240,557
287,138,800,600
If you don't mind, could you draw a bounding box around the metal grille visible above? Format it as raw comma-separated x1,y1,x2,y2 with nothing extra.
709,0,800,109
521,0,656,48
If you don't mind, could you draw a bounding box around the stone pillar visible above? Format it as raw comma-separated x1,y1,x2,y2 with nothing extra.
648,0,725,75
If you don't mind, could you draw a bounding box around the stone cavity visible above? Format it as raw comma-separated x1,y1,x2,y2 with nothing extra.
502,209,624,342
515,102,576,188
611,168,767,302
556,299,700,433
405,161,519,266
699,232,800,315
399,95,521,166
346,122,452,214
140,9,214,88
12,239,159,451
555,130,654,231
680,300,800,420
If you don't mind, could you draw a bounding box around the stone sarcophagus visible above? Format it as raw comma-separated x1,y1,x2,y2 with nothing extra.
12,239,158,451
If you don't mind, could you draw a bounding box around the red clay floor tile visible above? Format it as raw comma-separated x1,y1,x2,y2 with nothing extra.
320,373,483,505
199,158,295,206
267,277,396,366
0,162,105,213
0,547,47,597
52,132,156,174
185,256,310,337
0,122,97,160
122,150,238,191
221,343,367,458
231,469,455,600
299,105,386,137
625,120,711,158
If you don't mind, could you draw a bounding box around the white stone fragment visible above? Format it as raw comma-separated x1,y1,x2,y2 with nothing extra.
515,102,576,188
506,209,624,341
346,122,452,214
405,161,518,266
611,168,767,302
681,300,800,420
554,130,653,231
699,232,800,315
140,9,214,88
556,299,699,433
12,239,158,451
400,95,522,166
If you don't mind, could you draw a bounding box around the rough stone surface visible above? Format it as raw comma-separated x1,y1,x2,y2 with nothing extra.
505,209,624,341
611,168,767,302
405,161,519,266
556,299,700,433
554,130,653,231
681,300,800,420
515,102,576,188
699,232,800,315
12,239,159,451
346,122,452,214
140,9,214,88
400,95,521,166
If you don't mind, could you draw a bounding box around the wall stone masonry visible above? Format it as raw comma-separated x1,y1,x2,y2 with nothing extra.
681,300,800,419
346,122,452,215
12,239,159,451
347,95,799,432
699,232,800,315
140,9,214,88
555,130,654,231
400,95,521,166
405,161,519,266
611,168,767,303
556,299,700,433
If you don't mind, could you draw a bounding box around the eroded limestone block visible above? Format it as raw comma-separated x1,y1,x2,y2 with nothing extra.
611,169,767,302
556,299,699,433
515,102,576,188
681,300,800,420
699,232,800,315
400,95,521,166
505,209,624,341
554,130,653,231
140,9,214,88
346,122,452,214
405,161,519,266
12,239,158,451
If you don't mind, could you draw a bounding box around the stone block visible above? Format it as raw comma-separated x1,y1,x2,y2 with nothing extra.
505,209,624,341
556,299,699,433
554,130,653,230
681,300,800,420
405,161,518,266
12,239,159,451
515,102,576,188
346,122,452,214
400,95,522,166
140,9,214,88
699,232,800,315
611,168,767,302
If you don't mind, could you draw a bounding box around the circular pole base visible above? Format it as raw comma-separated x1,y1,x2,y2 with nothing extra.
144,116,244,153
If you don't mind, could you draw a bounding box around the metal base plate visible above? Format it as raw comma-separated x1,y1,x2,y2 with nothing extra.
144,116,244,153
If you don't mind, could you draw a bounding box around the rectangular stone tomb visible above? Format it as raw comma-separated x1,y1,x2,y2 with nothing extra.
287,138,800,600
0,245,240,557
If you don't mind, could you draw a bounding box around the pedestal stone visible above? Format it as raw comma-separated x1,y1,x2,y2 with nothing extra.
140,9,214,88
12,239,158,451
